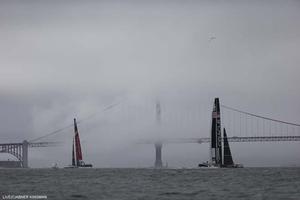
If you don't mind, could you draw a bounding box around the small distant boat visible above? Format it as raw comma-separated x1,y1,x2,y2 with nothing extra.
64,118,93,169
51,163,59,169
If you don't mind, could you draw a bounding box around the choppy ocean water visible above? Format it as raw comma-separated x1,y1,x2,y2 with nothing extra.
0,168,299,200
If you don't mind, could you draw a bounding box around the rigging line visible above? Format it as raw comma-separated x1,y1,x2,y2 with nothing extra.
221,104,300,127
29,101,122,143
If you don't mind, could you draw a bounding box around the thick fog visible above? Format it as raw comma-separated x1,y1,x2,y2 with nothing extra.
0,0,300,168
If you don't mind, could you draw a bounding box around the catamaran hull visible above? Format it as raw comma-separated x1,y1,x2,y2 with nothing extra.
79,164,93,168
64,164,93,169
198,164,243,169
64,166,78,169
198,162,219,168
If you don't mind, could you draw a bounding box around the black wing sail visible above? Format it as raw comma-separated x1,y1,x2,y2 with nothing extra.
211,98,222,166
223,128,234,166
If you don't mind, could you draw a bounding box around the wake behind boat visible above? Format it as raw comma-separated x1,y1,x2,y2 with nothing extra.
64,118,93,168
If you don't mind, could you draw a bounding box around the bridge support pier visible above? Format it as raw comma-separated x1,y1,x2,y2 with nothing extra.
22,140,28,168
154,143,163,168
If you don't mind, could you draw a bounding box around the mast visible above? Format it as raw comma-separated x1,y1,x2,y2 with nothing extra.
211,98,222,166
74,118,83,166
72,137,76,166
223,128,234,166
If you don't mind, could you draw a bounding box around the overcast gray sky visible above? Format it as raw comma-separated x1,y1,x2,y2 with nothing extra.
0,0,300,168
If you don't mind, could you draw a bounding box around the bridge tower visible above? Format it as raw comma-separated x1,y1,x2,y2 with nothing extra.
154,101,163,168
22,140,29,168
154,142,163,168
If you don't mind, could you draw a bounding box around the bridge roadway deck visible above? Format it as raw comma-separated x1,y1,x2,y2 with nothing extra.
0,142,60,147
140,135,300,144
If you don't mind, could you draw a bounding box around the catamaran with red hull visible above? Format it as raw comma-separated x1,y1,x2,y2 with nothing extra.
65,118,92,168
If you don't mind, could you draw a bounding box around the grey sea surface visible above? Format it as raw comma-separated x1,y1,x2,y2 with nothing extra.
0,168,300,200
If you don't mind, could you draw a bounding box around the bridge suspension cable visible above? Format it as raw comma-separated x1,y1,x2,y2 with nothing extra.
29,101,122,143
221,104,300,127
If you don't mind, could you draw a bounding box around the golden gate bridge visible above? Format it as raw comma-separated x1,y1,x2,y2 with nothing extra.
0,98,300,168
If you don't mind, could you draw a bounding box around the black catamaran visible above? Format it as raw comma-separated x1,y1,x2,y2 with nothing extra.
199,98,243,168
65,118,92,168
